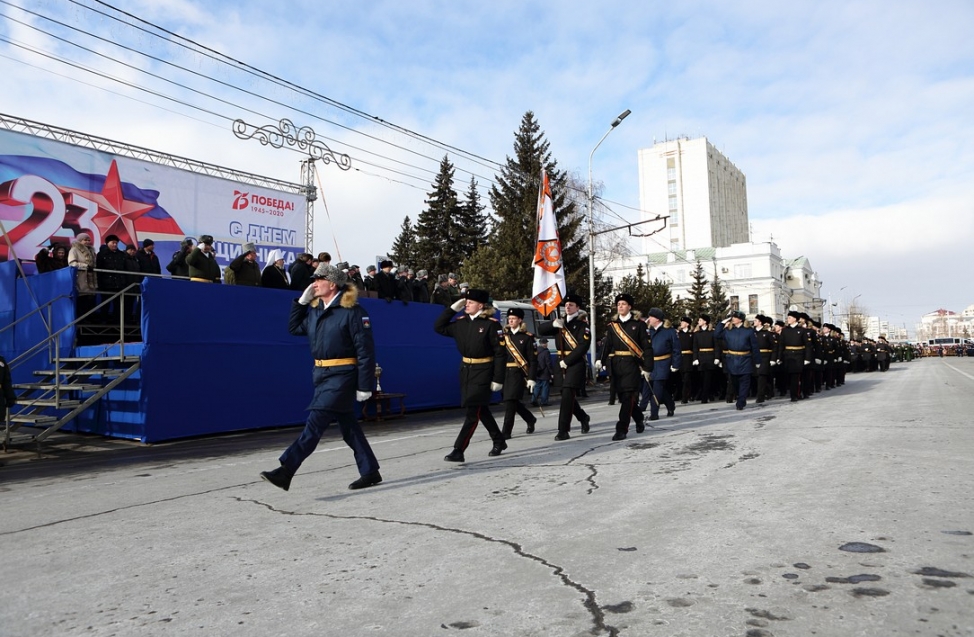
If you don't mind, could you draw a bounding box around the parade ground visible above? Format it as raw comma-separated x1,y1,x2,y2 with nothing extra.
2,357,972,637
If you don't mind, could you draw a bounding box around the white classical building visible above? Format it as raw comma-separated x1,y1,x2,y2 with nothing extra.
915,308,974,341
637,136,749,252
601,136,824,321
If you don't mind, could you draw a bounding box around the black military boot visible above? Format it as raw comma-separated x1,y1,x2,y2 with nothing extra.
348,471,383,490
488,439,508,457
260,466,293,491
444,449,465,462
580,415,591,434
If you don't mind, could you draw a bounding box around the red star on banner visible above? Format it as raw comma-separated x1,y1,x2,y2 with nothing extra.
62,160,155,247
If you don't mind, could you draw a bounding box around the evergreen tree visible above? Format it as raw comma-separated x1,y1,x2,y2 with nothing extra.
456,176,489,263
463,111,585,300
389,216,416,267
413,155,462,277
708,272,731,319
687,260,709,320
645,278,678,322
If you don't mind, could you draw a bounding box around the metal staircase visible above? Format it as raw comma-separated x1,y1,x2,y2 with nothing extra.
2,285,142,454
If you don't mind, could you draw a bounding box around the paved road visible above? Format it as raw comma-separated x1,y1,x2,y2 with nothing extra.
2,358,973,636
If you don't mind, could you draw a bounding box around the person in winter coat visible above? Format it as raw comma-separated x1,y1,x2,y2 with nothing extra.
95,234,128,319
260,249,290,289
537,293,591,441
692,314,722,403
185,235,221,283
68,233,98,320
640,308,683,420
288,253,314,291
596,294,651,441
136,239,161,279
166,237,195,279
714,311,762,410
260,264,381,492
228,242,261,286
36,243,69,273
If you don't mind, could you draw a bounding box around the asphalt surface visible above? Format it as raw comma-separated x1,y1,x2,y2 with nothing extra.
2,357,973,637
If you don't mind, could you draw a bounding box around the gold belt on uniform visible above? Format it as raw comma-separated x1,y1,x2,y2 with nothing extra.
612,350,635,356
681,350,693,354
462,356,493,364
654,355,671,361
505,362,522,368
557,351,574,356
725,350,749,356
785,346,805,350
189,277,213,283
315,358,357,367
759,349,773,353
698,348,714,352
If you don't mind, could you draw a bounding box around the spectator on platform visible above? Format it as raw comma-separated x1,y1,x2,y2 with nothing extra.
432,274,452,307
289,253,314,291
317,252,331,266
96,235,128,319
413,270,430,303
448,273,460,301
261,249,290,289
348,264,365,291
68,233,97,320
375,260,398,303
396,267,413,304
122,244,142,321
363,265,377,292
228,242,261,286
186,234,221,283
136,239,161,279
35,242,69,273
166,238,194,279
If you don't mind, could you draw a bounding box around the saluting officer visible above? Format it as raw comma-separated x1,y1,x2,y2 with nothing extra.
499,308,539,438
596,294,651,441
434,289,507,462
537,293,591,441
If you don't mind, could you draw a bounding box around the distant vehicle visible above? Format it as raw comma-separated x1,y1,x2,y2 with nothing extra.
494,300,557,354
925,337,971,347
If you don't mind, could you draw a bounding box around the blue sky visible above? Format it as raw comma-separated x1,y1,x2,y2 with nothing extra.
2,0,973,333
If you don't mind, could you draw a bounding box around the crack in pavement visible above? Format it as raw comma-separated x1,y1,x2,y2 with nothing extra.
237,496,620,637
582,463,599,495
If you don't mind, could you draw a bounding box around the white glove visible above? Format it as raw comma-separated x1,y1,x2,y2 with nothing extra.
692,359,699,366
594,360,603,373
526,380,536,391
815,358,822,365
754,364,761,369
804,360,811,365
559,360,568,370
356,390,372,402
641,370,651,383
670,366,678,373
551,318,565,329
490,382,503,392
715,360,722,367
450,299,466,312
770,360,777,366
298,284,316,305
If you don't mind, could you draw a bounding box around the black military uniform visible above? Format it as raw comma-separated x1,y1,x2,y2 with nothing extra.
374,260,399,303
537,293,591,440
599,294,652,440
434,289,507,461
499,308,538,438
875,337,893,372
775,310,812,401
691,315,721,403
753,315,776,403
675,318,695,404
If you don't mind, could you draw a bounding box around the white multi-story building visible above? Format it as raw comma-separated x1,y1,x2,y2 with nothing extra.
601,242,824,321
637,136,749,252
600,137,823,321
915,308,974,341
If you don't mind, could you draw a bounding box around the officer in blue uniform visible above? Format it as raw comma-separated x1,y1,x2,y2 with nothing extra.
261,264,381,492
641,308,682,421
714,310,762,410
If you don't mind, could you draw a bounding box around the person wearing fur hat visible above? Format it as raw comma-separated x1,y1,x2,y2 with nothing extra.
96,234,128,319
374,259,399,303
261,263,382,492
363,264,377,292
499,307,539,438
288,253,314,291
752,315,776,403
228,242,261,286
714,311,762,410
691,314,721,404
640,308,682,419
597,293,651,440
68,233,98,320
136,239,161,278
431,273,453,307
536,293,591,440
412,269,430,303
186,234,221,283
434,288,508,461
395,267,413,304
260,249,290,289
774,310,812,402
166,237,195,279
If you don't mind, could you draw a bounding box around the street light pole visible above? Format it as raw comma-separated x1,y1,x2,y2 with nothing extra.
587,109,630,349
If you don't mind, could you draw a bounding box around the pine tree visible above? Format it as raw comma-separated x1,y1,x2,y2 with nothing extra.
645,278,678,322
456,176,489,264
687,260,709,320
708,272,731,319
389,216,416,267
463,111,585,300
413,155,462,278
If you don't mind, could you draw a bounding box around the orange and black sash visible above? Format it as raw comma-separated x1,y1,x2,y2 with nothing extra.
610,321,644,359
561,324,579,351
504,331,530,376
